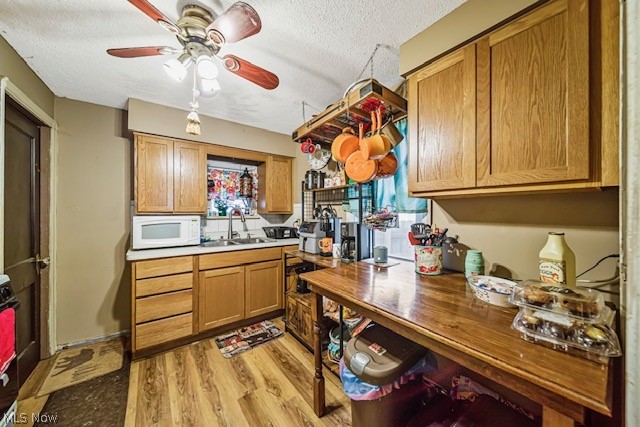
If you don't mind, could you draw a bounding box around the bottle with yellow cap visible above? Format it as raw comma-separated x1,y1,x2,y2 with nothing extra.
539,232,576,287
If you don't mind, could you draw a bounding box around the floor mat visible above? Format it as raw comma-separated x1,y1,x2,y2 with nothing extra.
36,353,130,427
214,320,283,358
37,338,124,396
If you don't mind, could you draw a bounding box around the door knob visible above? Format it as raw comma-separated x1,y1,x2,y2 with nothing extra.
35,255,50,269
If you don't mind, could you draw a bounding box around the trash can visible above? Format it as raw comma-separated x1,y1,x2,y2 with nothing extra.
342,325,434,427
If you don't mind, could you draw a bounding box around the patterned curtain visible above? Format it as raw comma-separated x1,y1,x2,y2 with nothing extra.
376,118,427,213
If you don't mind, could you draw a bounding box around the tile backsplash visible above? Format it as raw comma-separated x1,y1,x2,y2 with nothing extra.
202,203,302,240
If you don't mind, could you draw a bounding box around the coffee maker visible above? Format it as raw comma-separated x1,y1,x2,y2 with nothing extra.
298,221,326,254
340,222,371,262
320,217,342,247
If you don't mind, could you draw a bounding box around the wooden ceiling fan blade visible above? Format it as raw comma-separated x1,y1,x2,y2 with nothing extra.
206,2,261,45
128,0,180,33
223,55,279,90
107,46,175,58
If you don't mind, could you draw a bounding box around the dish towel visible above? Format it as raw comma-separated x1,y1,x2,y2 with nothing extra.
0,307,16,376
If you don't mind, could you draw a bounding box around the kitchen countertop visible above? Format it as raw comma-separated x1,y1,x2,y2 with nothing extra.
283,250,342,268
301,260,613,422
126,238,299,261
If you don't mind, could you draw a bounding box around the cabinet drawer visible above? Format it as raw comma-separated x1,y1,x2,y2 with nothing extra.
199,247,281,270
135,313,193,350
135,273,193,297
136,290,192,324
135,256,193,279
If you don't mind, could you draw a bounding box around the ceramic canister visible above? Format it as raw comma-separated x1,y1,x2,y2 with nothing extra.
465,250,484,278
374,246,388,264
415,246,443,275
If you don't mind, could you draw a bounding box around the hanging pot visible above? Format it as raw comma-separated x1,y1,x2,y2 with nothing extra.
360,110,390,160
331,127,360,163
380,116,403,148
374,152,399,180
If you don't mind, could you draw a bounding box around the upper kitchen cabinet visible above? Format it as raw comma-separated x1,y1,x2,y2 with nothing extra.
408,0,619,198
174,141,206,213
258,155,293,214
476,0,589,187
135,134,174,213
408,44,477,192
134,133,206,214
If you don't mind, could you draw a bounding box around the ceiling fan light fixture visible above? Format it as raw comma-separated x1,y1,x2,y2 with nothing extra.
196,56,219,80
198,76,221,98
163,53,191,82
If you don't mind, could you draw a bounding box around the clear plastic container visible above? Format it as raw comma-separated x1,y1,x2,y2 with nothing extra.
511,307,621,361
509,280,606,323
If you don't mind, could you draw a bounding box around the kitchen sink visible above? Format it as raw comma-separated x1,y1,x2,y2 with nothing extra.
200,237,275,247
232,237,276,244
200,240,240,247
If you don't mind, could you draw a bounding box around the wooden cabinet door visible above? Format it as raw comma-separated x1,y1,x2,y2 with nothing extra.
259,156,293,213
476,0,589,187
199,267,245,331
286,295,299,330
245,260,282,318
408,44,477,193
136,135,174,213
174,140,206,213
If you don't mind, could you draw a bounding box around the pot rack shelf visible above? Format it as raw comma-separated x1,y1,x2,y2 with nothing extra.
292,79,407,146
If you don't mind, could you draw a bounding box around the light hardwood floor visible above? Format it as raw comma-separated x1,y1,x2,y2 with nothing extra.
125,319,352,426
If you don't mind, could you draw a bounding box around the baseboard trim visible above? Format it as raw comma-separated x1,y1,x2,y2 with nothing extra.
58,330,131,351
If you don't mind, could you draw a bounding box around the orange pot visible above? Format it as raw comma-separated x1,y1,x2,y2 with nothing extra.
345,150,378,183
374,151,398,180
331,127,360,163
360,110,391,160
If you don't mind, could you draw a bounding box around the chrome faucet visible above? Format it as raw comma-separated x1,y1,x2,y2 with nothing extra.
227,207,246,239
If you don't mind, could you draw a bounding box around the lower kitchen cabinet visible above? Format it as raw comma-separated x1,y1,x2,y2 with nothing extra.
245,260,283,318
286,292,313,346
199,266,245,331
131,248,286,356
131,256,195,353
135,313,193,350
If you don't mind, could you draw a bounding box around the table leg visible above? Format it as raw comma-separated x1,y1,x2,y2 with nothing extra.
542,406,576,427
311,291,326,417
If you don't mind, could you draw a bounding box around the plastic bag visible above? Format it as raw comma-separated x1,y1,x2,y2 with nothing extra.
340,352,438,401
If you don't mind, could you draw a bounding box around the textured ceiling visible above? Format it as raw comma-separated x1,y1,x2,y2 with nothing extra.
0,0,465,135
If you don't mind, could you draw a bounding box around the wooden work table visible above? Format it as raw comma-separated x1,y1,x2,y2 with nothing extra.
301,260,613,426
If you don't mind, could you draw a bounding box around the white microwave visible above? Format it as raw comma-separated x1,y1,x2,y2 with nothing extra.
132,216,201,250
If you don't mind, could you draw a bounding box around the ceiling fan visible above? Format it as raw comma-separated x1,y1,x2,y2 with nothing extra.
107,0,279,93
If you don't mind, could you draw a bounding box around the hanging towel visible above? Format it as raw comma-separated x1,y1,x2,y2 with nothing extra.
0,307,16,376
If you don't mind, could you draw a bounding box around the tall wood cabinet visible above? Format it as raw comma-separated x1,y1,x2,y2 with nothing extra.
408,44,476,192
135,133,206,214
407,0,619,198
476,0,589,187
173,140,206,212
258,155,293,214
135,135,174,213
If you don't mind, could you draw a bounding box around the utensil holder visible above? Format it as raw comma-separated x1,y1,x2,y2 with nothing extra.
415,246,443,276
